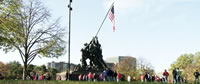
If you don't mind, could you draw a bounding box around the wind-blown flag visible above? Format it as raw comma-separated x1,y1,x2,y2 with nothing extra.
109,5,115,32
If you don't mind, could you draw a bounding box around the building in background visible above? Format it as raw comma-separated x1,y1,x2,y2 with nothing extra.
105,56,137,70
106,62,115,69
46,61,76,72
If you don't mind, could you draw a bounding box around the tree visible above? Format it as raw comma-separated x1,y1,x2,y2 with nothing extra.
169,52,200,82
27,64,35,74
0,0,22,18
169,53,194,73
193,52,200,66
0,62,9,78
113,57,137,80
6,61,23,79
40,65,47,72
0,0,66,80
137,57,154,75
174,53,194,69
47,67,57,80
33,65,46,74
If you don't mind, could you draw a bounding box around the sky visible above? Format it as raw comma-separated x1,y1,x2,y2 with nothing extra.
1,0,200,73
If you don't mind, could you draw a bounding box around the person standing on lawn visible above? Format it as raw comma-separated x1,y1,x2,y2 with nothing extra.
0,73,3,80
103,69,108,81
113,71,117,81
176,68,181,83
93,73,98,82
172,68,177,83
163,69,169,83
194,70,200,84
88,72,93,81
78,74,82,81
141,74,145,82
117,73,121,82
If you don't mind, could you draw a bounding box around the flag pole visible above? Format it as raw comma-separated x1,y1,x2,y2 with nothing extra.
67,0,72,81
95,2,114,37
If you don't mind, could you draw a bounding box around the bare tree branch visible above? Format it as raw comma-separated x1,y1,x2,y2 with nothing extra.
27,52,37,62
27,53,37,65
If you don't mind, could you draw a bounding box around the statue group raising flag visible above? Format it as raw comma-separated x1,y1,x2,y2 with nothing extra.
71,2,116,80
76,2,116,71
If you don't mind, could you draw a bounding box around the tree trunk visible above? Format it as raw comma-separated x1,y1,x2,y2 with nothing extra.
22,61,28,80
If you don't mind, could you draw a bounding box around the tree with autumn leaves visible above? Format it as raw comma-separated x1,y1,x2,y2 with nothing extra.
169,52,200,82
113,57,154,80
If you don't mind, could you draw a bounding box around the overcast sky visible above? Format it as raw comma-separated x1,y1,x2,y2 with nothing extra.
1,0,200,73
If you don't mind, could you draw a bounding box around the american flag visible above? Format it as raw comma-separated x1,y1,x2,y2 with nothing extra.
109,5,115,32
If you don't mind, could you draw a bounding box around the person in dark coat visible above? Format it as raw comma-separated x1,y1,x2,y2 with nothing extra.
194,70,200,84
113,71,117,81
152,75,155,82
144,72,151,82
172,68,177,83
107,68,113,81
0,73,3,80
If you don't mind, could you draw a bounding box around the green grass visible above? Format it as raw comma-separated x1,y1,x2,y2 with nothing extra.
0,80,195,84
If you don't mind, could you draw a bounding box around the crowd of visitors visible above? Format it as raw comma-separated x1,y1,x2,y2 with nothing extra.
140,73,163,83
77,69,171,83
55,68,200,83
140,68,200,84
26,72,51,80
0,68,200,83
78,68,123,82
140,69,176,83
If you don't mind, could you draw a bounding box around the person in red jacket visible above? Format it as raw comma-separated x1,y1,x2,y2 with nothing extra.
88,72,93,81
40,74,44,80
163,69,169,83
141,74,145,82
99,73,104,81
117,73,121,82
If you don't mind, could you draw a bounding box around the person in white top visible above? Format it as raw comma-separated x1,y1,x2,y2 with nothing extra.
127,75,131,82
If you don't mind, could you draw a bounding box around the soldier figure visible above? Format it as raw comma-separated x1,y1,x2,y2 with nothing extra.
80,43,89,68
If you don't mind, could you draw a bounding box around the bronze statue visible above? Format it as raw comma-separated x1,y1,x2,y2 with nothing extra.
78,36,107,71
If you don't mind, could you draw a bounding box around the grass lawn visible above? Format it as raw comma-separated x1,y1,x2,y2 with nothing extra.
0,80,194,84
